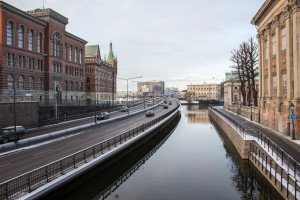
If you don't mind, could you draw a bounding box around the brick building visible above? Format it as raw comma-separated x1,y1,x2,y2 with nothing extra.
0,1,87,105
85,43,117,105
252,0,300,136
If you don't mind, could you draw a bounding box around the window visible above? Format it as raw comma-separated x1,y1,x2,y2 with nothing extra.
282,28,286,51
279,103,284,114
80,49,83,64
272,34,276,56
76,82,79,91
28,58,34,69
7,21,13,45
52,32,62,57
38,32,43,53
19,76,24,90
65,81,68,91
18,25,24,48
87,77,91,84
75,68,78,76
38,78,43,90
265,40,268,60
273,76,277,96
75,47,78,63
7,75,13,90
29,77,34,90
80,82,83,91
266,78,269,96
65,65,68,74
70,81,73,91
28,29,33,51
69,45,73,61
37,59,43,70
65,43,67,60
283,73,287,97
7,52,14,66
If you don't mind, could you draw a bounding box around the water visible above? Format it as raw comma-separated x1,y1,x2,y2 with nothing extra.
43,105,283,200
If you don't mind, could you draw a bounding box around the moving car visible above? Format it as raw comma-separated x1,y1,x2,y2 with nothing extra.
168,100,172,105
97,112,109,120
163,104,169,109
0,126,25,143
147,101,152,106
120,106,128,112
146,110,154,117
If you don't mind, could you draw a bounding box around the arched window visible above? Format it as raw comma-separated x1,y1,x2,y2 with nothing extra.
76,82,79,91
38,32,43,53
52,32,62,57
19,76,24,90
69,45,73,61
65,81,68,91
75,47,78,63
18,25,24,48
38,78,43,90
80,49,83,64
70,81,73,91
7,75,13,90
29,77,34,90
7,21,13,46
28,29,34,51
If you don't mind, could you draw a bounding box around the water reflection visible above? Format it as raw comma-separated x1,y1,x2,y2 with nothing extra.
186,105,210,123
210,116,284,200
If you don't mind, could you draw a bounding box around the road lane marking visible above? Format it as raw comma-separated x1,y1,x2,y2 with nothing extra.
66,140,79,145
0,163,10,168
33,149,52,156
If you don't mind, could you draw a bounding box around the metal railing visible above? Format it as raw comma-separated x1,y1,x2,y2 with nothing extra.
0,103,180,200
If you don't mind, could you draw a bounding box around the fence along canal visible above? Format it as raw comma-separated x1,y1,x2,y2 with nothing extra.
211,107,300,200
0,104,180,200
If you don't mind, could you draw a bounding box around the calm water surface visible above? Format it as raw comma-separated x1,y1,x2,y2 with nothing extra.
44,105,283,200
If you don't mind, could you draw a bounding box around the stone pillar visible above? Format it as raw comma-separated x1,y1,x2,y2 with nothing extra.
292,5,300,99
285,7,292,100
266,27,272,98
275,17,282,97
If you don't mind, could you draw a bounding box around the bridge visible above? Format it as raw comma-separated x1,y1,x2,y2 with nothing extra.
0,99,180,200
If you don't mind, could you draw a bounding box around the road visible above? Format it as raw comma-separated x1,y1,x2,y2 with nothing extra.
0,99,177,183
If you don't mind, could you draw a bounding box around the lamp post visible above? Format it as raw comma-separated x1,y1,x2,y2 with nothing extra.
290,102,296,140
118,76,142,114
287,101,291,136
250,101,253,121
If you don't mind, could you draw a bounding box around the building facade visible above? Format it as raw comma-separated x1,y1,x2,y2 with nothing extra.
85,43,117,105
186,84,221,101
252,0,300,135
137,81,165,97
0,1,87,105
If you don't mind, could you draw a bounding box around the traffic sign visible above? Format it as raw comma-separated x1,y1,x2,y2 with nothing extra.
291,114,296,120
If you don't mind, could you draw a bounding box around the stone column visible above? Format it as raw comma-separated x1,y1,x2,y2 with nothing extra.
292,4,300,99
258,32,264,98
266,27,272,98
275,16,282,97
284,7,292,100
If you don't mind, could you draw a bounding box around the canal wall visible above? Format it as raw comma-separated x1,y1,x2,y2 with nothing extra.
208,109,253,159
18,105,181,200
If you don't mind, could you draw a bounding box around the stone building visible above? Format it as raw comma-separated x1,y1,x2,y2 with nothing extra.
0,1,87,105
137,81,164,97
252,0,300,136
186,84,221,101
85,43,117,105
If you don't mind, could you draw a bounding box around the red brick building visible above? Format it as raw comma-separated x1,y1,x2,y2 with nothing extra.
0,1,87,105
85,43,117,105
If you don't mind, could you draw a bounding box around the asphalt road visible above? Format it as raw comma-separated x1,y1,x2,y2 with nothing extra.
0,99,178,183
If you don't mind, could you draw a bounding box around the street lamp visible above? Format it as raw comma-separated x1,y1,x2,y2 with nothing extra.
250,101,253,121
287,101,291,136
290,102,296,140
118,76,142,114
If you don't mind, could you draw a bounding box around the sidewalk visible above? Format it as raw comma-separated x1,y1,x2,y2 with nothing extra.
215,107,300,163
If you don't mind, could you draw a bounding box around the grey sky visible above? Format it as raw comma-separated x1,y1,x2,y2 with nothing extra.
5,0,265,91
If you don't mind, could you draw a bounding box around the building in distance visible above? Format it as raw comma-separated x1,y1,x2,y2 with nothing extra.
186,84,221,101
137,81,165,97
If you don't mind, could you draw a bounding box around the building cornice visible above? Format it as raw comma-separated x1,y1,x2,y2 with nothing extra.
27,8,68,25
0,1,47,27
66,32,87,44
251,0,280,26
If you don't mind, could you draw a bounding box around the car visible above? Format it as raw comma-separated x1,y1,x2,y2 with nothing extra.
146,110,154,117
0,126,25,143
147,101,152,106
120,106,128,112
163,104,169,109
168,100,172,105
163,100,167,104
160,102,164,106
97,112,109,120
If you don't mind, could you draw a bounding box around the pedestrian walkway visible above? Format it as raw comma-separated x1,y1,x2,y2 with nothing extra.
213,106,300,163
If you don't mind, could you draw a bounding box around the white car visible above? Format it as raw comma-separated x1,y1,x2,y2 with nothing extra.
147,101,152,106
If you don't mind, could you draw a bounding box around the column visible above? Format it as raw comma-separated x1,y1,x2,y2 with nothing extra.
275,16,282,97
266,27,272,98
285,7,292,100
292,5,300,99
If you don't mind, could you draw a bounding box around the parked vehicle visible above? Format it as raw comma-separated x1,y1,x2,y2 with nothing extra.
147,101,152,106
146,110,155,117
120,106,128,112
97,112,109,120
163,104,169,109
0,126,25,143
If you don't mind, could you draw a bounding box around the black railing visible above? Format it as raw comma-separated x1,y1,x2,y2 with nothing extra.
0,103,180,200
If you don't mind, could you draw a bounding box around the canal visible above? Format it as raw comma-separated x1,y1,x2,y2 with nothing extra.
43,105,284,200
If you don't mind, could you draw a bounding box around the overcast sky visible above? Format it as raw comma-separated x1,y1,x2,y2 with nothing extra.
5,0,265,91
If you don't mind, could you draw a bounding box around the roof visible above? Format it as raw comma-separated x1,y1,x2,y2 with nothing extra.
85,45,99,57
107,42,115,61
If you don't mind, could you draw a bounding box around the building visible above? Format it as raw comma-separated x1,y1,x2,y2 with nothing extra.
186,84,221,101
137,81,164,97
0,2,87,105
165,87,179,95
85,43,117,105
252,0,300,136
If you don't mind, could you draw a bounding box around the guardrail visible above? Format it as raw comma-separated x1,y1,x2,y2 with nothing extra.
210,107,300,199
0,103,180,200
